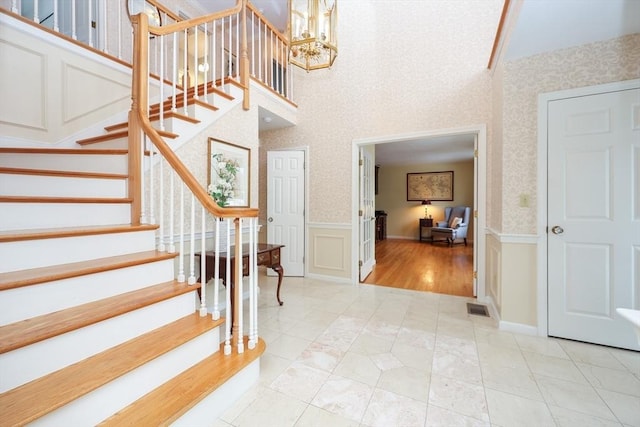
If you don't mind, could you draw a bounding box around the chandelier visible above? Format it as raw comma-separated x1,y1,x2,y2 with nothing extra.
289,0,337,71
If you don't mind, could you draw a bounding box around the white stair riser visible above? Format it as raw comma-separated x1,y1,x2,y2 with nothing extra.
0,259,176,326
0,202,131,231
82,137,128,149
0,153,128,174
0,291,200,392
0,173,127,198
0,230,157,273
31,328,220,427
174,359,259,427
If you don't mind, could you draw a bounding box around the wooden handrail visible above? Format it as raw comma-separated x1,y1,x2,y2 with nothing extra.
130,10,258,220
146,1,243,36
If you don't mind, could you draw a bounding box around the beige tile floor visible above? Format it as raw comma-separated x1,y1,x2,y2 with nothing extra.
215,274,640,427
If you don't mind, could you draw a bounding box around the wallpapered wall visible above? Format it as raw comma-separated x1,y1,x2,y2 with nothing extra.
500,33,640,235
259,0,503,225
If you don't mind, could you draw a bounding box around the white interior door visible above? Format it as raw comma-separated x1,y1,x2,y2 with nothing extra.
359,146,375,281
548,86,640,351
267,150,305,276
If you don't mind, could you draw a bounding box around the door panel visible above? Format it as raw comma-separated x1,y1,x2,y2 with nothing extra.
267,151,305,276
359,146,375,281
548,87,640,350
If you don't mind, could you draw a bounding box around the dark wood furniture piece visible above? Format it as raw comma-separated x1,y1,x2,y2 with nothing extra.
196,243,285,306
419,218,433,242
375,211,387,241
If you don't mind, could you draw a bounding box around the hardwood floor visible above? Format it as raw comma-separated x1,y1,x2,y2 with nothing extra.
362,238,474,297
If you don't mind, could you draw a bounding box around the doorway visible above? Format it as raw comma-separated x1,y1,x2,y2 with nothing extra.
267,149,306,277
351,125,487,302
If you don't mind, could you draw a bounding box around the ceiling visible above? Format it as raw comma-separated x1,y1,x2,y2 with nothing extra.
190,0,640,165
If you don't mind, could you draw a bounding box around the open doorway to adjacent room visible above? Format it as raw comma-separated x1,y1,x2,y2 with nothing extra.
352,126,486,300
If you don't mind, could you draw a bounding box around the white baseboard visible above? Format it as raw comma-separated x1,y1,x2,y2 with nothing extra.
305,272,352,285
499,320,538,336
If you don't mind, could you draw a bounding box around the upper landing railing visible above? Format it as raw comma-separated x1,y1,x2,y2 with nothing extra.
7,0,294,103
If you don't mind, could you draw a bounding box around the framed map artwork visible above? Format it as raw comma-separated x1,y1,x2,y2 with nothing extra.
406,171,454,201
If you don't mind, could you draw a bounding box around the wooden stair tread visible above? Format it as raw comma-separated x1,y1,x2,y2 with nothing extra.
0,195,132,203
76,129,179,146
99,337,265,426
0,280,199,354
0,313,223,427
104,111,200,132
0,147,128,155
0,250,178,291
0,167,127,179
0,224,158,243
187,82,235,100
149,97,219,114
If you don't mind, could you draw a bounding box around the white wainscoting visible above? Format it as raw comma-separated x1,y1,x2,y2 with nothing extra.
307,223,352,283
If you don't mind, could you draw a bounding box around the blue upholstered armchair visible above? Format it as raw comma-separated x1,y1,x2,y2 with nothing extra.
431,206,471,246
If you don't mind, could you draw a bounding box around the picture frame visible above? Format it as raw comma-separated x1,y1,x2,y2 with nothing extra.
406,171,454,201
207,137,250,208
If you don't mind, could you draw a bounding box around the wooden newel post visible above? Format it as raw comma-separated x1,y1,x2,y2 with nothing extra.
129,13,150,226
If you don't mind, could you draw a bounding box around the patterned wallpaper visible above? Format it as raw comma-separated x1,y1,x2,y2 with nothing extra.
502,33,640,234
260,0,504,224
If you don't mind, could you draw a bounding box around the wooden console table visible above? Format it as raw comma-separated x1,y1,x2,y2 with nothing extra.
196,243,285,306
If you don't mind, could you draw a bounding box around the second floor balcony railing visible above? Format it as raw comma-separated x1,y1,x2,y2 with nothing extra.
7,0,294,103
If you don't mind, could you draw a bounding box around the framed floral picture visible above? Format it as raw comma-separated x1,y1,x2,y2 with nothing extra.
207,138,250,207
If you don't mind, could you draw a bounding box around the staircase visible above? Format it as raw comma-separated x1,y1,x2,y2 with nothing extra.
0,83,264,426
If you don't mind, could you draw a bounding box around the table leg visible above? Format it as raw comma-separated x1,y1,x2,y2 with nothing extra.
271,264,284,306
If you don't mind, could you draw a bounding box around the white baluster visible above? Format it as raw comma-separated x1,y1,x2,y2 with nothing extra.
53,0,59,32
237,217,244,354
220,17,225,84
228,16,233,78
212,215,221,320
199,207,207,316
168,171,176,253
224,220,232,355
101,0,107,52
248,217,256,349
183,28,188,115
148,140,156,225
71,1,77,40
202,22,208,102
177,182,185,282
251,11,255,77
188,194,196,285
212,20,217,87
117,0,122,59
88,0,93,47
159,34,165,131
157,158,165,251
11,0,18,14
193,24,199,100
33,0,39,23
263,21,267,81
172,32,177,112
139,133,147,224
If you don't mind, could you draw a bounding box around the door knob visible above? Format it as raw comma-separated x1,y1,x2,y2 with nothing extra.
268,217,273,222
551,225,564,234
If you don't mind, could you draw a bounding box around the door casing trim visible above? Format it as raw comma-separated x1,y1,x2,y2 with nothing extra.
351,124,487,302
